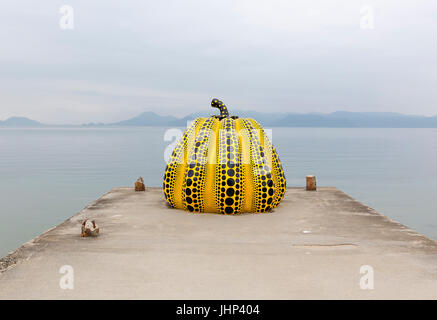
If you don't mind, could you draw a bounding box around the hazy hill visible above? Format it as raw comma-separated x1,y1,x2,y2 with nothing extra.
105,110,295,127
0,117,43,127
109,111,179,126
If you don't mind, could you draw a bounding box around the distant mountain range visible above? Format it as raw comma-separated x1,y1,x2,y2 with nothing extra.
0,116,43,127
2,111,437,128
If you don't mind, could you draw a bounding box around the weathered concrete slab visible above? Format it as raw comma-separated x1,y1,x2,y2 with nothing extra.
1,187,437,299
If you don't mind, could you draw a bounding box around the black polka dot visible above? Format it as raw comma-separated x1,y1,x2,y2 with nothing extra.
226,188,235,196
225,207,234,214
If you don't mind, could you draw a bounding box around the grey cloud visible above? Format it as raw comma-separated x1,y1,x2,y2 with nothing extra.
1,0,437,123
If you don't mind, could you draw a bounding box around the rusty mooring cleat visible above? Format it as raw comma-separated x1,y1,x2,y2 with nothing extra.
81,219,100,237
135,177,145,191
306,175,317,191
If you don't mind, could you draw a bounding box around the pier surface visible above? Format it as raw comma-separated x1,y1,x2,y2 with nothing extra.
1,187,437,299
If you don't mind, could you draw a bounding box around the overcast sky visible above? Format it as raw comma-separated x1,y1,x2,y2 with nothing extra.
1,0,436,124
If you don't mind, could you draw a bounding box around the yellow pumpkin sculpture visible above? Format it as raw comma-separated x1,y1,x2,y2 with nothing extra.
163,99,286,214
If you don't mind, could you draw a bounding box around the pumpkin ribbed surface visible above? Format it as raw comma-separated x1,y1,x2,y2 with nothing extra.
163,116,286,214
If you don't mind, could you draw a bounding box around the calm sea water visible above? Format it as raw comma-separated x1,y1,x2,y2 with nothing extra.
0,127,436,257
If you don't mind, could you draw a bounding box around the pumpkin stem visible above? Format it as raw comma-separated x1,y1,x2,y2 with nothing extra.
211,98,229,118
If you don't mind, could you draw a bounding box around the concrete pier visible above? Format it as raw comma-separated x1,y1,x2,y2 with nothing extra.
1,187,437,299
